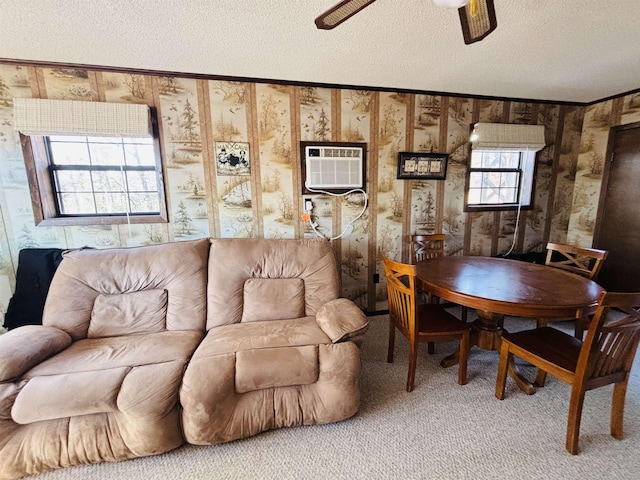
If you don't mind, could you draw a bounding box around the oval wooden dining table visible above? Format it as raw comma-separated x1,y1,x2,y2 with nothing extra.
416,255,605,394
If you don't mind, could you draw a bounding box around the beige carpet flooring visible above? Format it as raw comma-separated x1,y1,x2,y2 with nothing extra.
27,310,640,480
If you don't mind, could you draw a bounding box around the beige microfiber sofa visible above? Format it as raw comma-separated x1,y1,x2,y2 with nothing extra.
0,237,368,479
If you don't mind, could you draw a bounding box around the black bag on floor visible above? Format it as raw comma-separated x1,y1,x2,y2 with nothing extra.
4,248,64,330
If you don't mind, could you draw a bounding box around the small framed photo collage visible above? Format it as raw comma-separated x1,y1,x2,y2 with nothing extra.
397,152,448,180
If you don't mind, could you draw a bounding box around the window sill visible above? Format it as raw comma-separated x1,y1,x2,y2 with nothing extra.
464,204,533,212
36,214,168,227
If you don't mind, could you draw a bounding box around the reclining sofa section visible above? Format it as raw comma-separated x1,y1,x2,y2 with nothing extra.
0,237,369,479
181,237,369,445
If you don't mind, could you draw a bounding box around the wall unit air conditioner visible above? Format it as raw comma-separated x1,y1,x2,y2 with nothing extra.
301,141,366,194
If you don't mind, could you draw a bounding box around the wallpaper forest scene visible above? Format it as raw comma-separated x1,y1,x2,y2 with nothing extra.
0,61,639,323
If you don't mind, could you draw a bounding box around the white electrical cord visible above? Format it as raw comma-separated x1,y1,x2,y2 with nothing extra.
502,200,522,257
503,149,531,257
119,163,133,244
303,182,368,241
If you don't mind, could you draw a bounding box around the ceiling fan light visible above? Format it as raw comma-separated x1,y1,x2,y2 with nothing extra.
432,0,470,8
459,0,497,44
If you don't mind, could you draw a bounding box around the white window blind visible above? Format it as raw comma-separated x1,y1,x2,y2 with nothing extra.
471,123,546,152
13,98,152,137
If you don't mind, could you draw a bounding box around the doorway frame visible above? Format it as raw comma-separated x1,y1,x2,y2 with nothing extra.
593,120,640,247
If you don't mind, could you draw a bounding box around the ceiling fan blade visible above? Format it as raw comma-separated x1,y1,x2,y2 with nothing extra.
315,0,377,30
458,0,497,44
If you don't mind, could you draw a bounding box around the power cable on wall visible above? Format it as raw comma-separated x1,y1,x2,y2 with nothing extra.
302,183,368,241
501,148,532,258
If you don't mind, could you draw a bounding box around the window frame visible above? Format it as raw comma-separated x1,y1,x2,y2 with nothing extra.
20,108,168,226
463,149,538,212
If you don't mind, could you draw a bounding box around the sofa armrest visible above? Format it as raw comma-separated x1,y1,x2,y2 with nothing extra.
0,325,72,382
315,298,369,343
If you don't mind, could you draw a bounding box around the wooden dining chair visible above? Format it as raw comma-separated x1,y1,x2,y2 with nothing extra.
409,234,444,309
537,242,609,338
544,242,608,281
495,291,640,454
409,234,445,263
409,234,468,328
383,256,470,392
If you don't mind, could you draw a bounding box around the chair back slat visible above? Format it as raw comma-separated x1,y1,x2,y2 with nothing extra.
580,293,640,381
592,332,626,377
545,242,608,280
410,234,445,264
384,257,417,334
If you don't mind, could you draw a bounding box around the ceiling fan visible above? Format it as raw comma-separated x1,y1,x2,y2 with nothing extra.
315,0,497,44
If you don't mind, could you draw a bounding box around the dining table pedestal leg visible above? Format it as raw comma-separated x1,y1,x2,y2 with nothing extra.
440,309,502,367
473,309,504,350
441,308,536,395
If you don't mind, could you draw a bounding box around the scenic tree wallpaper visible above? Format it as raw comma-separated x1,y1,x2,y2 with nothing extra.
0,61,638,320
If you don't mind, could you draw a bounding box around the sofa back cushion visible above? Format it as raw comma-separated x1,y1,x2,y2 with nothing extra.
241,278,305,322
43,239,210,340
88,289,168,338
207,238,339,328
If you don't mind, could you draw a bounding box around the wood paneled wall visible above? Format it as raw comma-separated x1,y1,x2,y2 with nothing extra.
0,61,605,319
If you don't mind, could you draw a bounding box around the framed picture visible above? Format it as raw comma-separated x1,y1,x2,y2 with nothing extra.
215,141,250,176
397,152,448,180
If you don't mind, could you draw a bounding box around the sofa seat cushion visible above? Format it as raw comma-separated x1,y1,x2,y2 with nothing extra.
235,345,319,393
181,340,362,445
10,330,202,425
193,318,330,394
12,368,128,424
22,331,202,377
201,317,330,356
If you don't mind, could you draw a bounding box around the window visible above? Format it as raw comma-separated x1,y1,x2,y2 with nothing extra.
47,135,161,217
15,99,167,226
465,149,536,211
464,122,545,212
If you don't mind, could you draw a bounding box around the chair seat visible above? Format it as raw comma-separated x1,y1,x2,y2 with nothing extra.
418,304,468,334
504,327,582,373
384,255,470,391
496,292,640,455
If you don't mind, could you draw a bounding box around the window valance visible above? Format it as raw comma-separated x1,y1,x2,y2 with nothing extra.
13,98,152,137
471,123,546,152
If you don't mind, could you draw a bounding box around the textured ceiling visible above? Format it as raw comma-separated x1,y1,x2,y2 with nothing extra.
2,0,640,104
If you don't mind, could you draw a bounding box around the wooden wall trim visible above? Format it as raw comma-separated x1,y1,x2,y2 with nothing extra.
367,91,380,312
247,83,263,237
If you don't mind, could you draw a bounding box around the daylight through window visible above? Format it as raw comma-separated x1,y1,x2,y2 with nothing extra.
464,122,545,212
47,135,160,216
466,149,535,210
15,99,168,226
